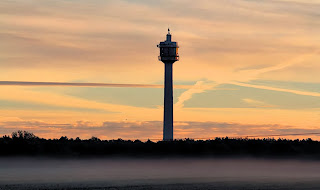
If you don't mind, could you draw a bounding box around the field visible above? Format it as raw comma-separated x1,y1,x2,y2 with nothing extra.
1,158,320,190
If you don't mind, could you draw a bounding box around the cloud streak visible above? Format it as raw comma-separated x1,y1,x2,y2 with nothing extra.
0,81,192,89
174,81,216,109
242,98,276,108
232,81,320,97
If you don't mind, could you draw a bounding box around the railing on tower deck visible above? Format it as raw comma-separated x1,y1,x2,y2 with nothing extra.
158,56,179,61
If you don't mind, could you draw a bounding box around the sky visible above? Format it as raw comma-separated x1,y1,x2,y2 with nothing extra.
1,0,320,140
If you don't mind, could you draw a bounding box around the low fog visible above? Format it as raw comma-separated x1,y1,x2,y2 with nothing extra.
1,158,320,188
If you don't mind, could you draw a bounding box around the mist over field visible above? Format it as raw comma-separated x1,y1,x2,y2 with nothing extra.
1,158,320,189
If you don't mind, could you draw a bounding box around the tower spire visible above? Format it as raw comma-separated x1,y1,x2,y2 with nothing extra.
166,28,172,42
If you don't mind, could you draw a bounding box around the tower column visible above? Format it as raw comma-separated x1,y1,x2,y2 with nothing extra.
163,62,173,141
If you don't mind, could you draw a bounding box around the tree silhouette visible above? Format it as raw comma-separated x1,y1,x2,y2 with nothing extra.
11,130,37,140
1,130,320,158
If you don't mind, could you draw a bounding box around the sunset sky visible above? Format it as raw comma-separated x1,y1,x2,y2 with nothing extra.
1,0,320,140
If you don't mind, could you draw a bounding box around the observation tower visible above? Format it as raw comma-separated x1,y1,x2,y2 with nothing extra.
157,29,179,141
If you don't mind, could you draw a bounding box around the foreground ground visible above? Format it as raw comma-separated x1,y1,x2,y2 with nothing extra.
2,181,320,190
0,158,320,190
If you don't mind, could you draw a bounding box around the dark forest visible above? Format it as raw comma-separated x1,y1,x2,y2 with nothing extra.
1,130,320,158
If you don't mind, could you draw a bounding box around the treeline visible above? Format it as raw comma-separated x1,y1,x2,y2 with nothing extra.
1,130,320,158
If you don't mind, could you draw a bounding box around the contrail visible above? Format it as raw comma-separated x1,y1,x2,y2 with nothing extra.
174,81,216,109
0,81,191,89
231,81,320,97
0,81,235,90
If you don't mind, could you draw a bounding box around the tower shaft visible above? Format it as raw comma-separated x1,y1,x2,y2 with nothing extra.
163,63,173,141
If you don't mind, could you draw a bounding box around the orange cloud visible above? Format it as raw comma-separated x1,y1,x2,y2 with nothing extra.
1,119,320,140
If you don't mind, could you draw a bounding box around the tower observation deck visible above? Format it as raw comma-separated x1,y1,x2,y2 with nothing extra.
157,29,179,141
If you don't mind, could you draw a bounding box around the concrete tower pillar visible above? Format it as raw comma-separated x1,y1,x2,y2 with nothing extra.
163,62,173,140
157,29,179,141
